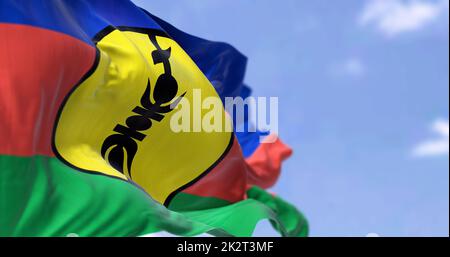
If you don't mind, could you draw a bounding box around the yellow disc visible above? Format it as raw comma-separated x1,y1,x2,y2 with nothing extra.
54,28,232,205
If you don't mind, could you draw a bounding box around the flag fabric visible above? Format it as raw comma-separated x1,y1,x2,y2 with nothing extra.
0,0,308,237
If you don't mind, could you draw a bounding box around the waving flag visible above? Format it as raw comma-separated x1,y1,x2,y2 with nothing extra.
0,0,307,237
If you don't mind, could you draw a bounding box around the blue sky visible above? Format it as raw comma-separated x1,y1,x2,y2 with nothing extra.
134,0,449,236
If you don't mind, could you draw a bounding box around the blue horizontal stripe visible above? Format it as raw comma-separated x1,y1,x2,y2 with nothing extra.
0,0,162,44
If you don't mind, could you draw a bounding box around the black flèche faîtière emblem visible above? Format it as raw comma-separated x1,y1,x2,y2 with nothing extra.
101,34,186,177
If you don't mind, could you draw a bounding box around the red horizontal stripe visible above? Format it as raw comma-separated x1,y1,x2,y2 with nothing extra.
0,24,96,156
181,135,293,204
246,135,293,189
182,137,248,203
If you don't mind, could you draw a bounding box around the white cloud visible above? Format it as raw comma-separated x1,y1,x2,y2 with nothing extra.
412,119,449,157
359,0,449,37
343,58,366,77
331,57,366,78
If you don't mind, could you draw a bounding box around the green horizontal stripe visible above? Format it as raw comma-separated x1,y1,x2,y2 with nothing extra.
0,155,307,237
0,155,208,236
169,193,231,212
247,186,309,237
169,191,308,237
